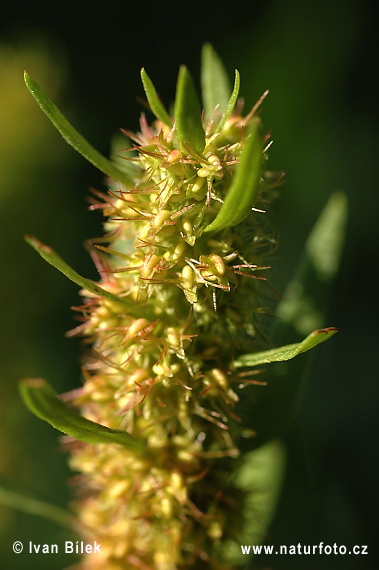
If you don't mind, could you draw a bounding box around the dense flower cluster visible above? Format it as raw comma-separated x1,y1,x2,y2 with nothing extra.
61,91,282,569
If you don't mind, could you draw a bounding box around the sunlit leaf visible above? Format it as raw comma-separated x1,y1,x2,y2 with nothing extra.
24,72,132,185
25,235,135,309
215,69,240,134
236,194,347,449
234,327,338,368
204,119,262,233
19,379,144,450
175,65,205,154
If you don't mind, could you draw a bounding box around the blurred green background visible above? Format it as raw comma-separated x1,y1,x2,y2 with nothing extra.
0,1,377,568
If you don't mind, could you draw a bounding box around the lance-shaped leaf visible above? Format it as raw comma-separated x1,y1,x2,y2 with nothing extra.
175,65,205,154
234,327,338,368
204,118,263,233
214,69,240,134
140,68,172,127
24,72,132,185
201,43,231,123
19,379,144,450
25,235,137,311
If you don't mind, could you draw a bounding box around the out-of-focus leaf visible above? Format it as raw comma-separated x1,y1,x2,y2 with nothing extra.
201,43,231,123
175,65,205,154
24,72,132,185
276,191,348,336
222,440,286,565
0,482,74,528
236,193,348,448
19,379,144,450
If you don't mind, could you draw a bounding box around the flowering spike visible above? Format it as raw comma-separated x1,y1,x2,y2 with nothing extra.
21,45,340,569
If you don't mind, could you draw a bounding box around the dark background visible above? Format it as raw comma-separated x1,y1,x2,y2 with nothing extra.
0,1,378,568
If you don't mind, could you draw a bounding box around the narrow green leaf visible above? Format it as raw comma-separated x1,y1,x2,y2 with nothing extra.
204,119,263,233
201,43,231,123
19,379,144,450
24,72,132,185
0,482,74,528
25,235,133,308
234,327,338,368
140,68,172,127
215,69,240,134
175,65,205,154
305,191,348,281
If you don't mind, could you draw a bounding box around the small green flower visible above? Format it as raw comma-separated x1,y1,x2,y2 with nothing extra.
20,44,340,569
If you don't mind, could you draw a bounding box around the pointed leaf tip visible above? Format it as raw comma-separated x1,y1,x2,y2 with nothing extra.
175,65,205,154
140,68,172,127
25,234,137,311
19,378,144,450
24,72,132,185
234,327,338,368
214,69,240,134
